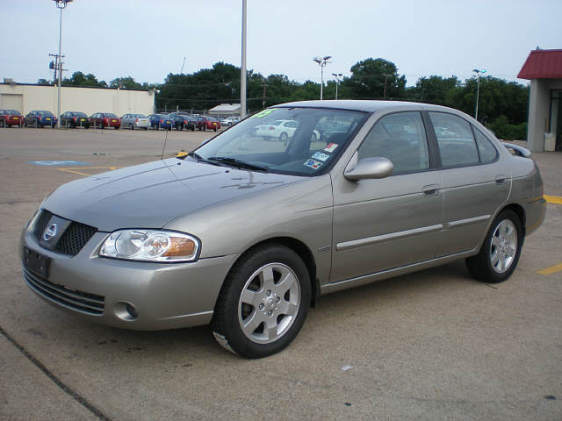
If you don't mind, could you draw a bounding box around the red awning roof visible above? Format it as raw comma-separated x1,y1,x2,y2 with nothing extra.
518,49,562,80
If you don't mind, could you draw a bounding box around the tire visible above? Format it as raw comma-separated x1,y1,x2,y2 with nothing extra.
115,126,119,130
212,245,311,358
279,132,288,142
130,124,134,130
466,209,523,283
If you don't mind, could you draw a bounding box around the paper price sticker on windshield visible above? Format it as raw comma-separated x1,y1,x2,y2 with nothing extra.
324,143,338,153
304,159,323,170
312,152,330,162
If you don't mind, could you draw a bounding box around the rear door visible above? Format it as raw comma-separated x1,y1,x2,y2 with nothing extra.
331,111,443,281
427,112,509,256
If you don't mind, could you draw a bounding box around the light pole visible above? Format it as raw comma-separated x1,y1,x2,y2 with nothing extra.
240,0,247,118
473,68,486,120
52,0,73,128
332,73,342,100
313,56,331,100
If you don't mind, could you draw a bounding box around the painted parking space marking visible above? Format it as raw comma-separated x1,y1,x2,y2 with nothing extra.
537,263,562,276
57,166,118,177
544,195,562,205
27,160,90,167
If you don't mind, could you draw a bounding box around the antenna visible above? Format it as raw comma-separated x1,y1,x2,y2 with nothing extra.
160,128,169,160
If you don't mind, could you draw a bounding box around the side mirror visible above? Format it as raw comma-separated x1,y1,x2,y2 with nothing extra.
344,155,393,181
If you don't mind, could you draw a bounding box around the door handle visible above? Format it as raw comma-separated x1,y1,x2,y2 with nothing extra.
495,175,507,184
422,184,440,195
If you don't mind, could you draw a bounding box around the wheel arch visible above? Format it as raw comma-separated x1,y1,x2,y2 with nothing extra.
499,203,526,237
222,236,319,307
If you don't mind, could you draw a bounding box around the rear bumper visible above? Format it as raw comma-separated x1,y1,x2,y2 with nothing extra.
525,197,547,236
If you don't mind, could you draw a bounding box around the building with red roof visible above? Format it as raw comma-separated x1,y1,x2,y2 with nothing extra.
518,49,562,151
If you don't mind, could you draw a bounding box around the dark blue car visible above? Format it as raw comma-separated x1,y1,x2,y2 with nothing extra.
148,114,172,130
24,110,57,128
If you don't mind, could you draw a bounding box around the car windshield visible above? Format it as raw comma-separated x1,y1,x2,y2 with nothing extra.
194,107,367,176
106,113,118,118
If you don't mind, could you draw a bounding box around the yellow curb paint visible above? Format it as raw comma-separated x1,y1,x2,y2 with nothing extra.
544,195,562,205
537,263,562,276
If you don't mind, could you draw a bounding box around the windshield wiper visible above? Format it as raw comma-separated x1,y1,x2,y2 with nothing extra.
187,151,221,166
206,156,269,172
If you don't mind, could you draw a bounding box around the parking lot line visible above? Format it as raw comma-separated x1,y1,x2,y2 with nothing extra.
537,262,562,276
56,166,117,177
544,194,562,205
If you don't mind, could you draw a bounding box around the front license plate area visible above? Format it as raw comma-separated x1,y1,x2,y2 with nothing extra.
23,247,51,278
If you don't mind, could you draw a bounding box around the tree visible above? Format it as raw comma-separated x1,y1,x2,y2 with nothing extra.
37,78,51,86
109,76,144,90
411,75,459,106
344,58,406,99
62,71,107,88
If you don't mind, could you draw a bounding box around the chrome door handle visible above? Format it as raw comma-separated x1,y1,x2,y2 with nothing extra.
422,184,440,195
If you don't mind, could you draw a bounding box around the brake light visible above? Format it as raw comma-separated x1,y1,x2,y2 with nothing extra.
103,118,108,123
135,118,138,122
73,117,77,122
160,119,163,123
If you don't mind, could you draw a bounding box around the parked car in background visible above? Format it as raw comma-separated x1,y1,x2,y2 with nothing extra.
20,100,546,358
197,116,221,131
121,114,150,130
24,110,57,128
0,109,24,127
90,113,120,129
220,116,240,127
60,111,90,128
255,119,298,141
148,114,173,130
168,113,193,131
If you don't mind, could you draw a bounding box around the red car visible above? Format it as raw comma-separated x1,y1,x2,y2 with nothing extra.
197,116,221,131
0,109,24,128
90,112,121,129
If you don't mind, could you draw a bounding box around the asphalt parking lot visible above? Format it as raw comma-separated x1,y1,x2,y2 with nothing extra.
1,127,561,420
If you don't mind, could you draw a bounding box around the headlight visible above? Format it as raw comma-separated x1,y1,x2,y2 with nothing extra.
99,230,200,262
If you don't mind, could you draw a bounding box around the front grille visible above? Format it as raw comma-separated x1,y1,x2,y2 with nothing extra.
33,210,97,256
55,222,97,256
23,268,104,315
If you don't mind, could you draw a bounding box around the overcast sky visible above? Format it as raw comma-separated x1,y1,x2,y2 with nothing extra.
2,0,560,87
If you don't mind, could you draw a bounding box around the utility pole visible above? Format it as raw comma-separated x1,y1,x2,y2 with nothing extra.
262,82,268,108
383,73,393,99
240,0,247,118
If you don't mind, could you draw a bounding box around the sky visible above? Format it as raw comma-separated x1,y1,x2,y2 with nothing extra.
1,0,560,87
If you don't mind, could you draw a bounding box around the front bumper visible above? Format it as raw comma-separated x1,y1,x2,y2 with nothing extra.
21,228,236,330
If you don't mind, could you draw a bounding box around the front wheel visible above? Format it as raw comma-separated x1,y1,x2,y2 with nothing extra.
466,209,523,283
212,245,311,358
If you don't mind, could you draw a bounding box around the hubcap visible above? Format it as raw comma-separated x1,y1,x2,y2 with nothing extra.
489,219,517,274
238,263,301,344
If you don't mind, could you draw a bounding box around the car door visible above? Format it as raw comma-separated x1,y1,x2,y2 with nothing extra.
427,112,509,256
331,111,443,282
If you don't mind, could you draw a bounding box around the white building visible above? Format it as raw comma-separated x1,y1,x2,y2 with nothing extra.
0,82,155,117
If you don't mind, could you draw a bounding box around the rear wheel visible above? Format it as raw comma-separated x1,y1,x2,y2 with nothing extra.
279,132,288,142
212,245,311,358
466,209,523,283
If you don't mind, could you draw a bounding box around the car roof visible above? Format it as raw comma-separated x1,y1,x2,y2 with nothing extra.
274,100,454,114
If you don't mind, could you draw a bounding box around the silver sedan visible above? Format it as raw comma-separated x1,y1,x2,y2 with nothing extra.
21,100,546,358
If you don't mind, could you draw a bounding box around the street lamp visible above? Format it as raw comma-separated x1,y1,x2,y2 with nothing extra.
332,73,343,100
313,56,331,100
473,68,487,120
52,0,73,128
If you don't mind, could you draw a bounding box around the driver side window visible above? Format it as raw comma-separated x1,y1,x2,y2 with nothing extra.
358,112,429,174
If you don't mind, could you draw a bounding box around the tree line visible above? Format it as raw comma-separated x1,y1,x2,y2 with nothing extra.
37,57,529,139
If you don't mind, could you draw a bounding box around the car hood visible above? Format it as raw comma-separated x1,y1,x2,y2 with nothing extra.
42,158,301,232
